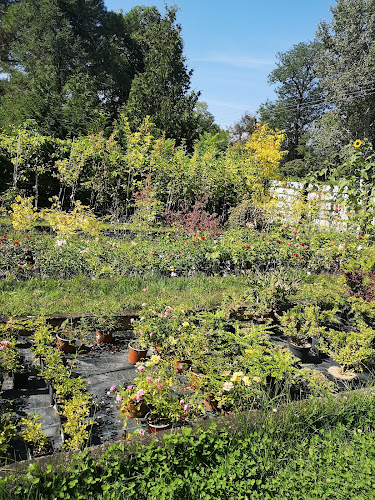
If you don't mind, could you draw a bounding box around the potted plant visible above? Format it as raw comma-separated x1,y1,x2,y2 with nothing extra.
318,319,375,380
115,384,149,419
20,413,53,459
278,305,326,362
78,314,119,345
56,318,77,354
60,392,93,450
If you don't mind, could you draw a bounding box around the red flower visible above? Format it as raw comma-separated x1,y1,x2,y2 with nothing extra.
276,240,281,244
359,237,363,240
183,239,187,242
25,235,30,239
3,235,6,239
193,234,197,237
200,237,205,240
181,251,184,254
18,262,23,265
245,244,250,249
293,253,298,257
29,263,33,267
168,253,174,258
192,241,196,245
14,241,19,245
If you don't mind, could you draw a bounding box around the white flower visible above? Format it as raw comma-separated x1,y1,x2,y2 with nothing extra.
55,239,67,247
223,382,234,392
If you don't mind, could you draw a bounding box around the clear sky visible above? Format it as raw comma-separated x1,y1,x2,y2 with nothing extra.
104,0,334,129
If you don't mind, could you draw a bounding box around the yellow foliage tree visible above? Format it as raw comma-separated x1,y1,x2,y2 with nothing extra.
9,196,40,230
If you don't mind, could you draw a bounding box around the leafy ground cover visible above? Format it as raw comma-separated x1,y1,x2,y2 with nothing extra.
1,388,375,499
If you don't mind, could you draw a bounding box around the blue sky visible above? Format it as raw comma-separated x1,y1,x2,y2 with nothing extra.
105,1,334,129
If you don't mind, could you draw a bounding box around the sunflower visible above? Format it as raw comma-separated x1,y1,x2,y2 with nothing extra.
354,139,362,148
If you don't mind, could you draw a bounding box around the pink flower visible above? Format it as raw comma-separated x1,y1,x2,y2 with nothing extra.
115,395,122,402
139,429,145,436
157,384,163,389
1,341,11,346
147,377,153,382
127,385,133,390
136,389,145,402
109,385,116,392
150,332,154,337
142,288,147,293
288,243,292,246
137,365,145,372
164,311,170,318
0,346,3,351
264,233,268,237
292,231,297,235
183,404,190,413
180,399,185,406
295,243,299,247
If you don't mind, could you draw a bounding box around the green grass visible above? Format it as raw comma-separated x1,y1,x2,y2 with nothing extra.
1,389,375,499
0,274,254,316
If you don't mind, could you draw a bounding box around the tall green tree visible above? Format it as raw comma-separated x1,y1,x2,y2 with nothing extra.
259,41,323,162
315,0,375,142
123,6,200,148
0,0,135,137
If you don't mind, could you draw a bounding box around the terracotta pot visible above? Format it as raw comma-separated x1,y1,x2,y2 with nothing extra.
174,359,192,374
204,393,219,411
120,401,148,419
128,342,148,364
56,334,76,354
96,330,113,345
189,372,203,390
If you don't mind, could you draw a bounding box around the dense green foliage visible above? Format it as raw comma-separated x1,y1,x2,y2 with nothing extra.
260,0,375,174
1,390,375,499
0,2,209,145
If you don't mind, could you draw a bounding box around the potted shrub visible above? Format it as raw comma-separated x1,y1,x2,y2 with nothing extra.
60,392,93,450
114,384,149,419
56,318,77,354
278,305,326,362
20,413,53,459
78,314,119,345
318,320,375,380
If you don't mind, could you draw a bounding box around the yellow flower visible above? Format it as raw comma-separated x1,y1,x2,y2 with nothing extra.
182,322,190,328
245,349,253,355
253,376,261,383
230,371,244,383
365,234,370,239
243,376,251,386
354,140,362,148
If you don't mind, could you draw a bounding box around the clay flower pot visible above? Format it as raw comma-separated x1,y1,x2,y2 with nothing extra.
120,401,148,419
128,342,148,364
56,333,76,354
173,359,192,374
96,330,113,345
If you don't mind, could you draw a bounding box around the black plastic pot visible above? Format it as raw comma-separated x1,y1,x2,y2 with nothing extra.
12,369,30,389
288,342,312,363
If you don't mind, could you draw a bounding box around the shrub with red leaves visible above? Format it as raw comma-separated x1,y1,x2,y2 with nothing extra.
343,269,375,302
164,197,221,236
